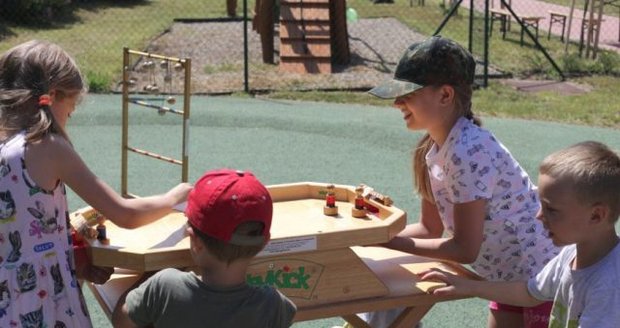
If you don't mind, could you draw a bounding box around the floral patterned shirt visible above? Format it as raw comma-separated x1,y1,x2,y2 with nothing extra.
426,117,559,281
0,132,91,327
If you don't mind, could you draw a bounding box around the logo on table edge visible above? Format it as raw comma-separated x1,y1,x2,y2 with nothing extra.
246,259,324,300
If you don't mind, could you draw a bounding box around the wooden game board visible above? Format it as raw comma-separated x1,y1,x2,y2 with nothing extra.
72,182,407,306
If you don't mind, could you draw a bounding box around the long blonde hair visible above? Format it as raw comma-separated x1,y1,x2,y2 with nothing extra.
413,83,479,202
0,40,86,143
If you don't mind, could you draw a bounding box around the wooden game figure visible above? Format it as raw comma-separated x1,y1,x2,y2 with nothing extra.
323,184,339,216
351,185,367,218
368,189,393,206
70,211,100,240
96,219,110,245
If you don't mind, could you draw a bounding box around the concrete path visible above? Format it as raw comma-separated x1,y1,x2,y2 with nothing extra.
460,0,620,53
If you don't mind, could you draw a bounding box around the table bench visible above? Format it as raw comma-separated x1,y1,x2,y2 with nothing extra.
490,9,511,39
88,247,480,328
548,11,568,42
519,16,544,46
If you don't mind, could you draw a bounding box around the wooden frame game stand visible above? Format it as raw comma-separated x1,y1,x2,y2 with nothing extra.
121,48,191,198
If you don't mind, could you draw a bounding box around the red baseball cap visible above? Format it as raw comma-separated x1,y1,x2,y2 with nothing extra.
185,169,272,246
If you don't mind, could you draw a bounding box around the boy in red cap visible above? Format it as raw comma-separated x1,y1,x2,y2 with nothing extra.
112,169,297,328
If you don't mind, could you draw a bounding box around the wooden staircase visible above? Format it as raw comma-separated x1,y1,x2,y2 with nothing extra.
279,0,350,74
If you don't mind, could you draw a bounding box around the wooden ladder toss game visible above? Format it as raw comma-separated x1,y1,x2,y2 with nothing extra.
121,48,191,198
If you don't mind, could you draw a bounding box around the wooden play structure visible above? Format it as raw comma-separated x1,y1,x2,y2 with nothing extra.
278,0,350,74
121,49,191,197
72,182,480,327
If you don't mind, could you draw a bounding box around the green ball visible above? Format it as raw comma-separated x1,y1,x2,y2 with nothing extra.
346,7,358,22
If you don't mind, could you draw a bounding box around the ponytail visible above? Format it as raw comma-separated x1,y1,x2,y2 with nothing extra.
24,93,70,143
454,83,481,126
413,133,435,202
0,40,83,144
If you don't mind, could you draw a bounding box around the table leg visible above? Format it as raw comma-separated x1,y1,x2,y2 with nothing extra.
343,314,373,328
388,304,433,328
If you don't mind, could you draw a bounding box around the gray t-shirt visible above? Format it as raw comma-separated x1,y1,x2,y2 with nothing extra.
527,242,620,328
126,268,297,328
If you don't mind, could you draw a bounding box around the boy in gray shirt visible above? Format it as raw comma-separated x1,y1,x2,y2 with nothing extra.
419,141,620,328
112,169,297,328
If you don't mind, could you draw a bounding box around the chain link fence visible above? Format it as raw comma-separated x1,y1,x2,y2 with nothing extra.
1,0,619,94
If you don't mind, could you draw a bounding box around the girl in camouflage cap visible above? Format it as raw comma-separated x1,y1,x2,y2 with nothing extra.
362,36,559,328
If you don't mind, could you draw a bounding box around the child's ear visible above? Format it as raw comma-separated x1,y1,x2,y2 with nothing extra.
590,203,610,225
438,84,455,106
49,89,57,103
187,227,204,253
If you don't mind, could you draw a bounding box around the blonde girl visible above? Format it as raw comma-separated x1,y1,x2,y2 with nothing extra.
0,40,191,327
363,36,559,328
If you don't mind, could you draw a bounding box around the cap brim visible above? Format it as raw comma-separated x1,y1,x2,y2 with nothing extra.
368,79,424,99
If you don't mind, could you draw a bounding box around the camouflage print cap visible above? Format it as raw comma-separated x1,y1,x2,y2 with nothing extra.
368,36,476,99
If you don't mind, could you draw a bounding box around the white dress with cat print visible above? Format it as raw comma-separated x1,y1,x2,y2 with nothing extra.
0,132,92,327
425,117,559,281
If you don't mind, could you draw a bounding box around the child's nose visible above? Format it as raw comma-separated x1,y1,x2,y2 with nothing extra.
392,98,405,109
535,209,544,222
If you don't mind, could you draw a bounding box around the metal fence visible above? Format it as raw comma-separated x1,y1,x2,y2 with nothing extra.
1,0,618,94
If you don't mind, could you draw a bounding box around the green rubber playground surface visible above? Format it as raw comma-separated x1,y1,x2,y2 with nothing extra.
69,94,620,328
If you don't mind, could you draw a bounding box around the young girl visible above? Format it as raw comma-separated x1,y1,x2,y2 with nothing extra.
0,40,192,327
363,36,560,328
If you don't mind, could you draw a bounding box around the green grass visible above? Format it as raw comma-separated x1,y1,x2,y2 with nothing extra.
0,0,238,89
1,0,619,129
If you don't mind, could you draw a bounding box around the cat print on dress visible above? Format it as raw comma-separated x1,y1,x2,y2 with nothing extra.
28,201,59,238
7,230,22,263
0,190,16,223
0,157,11,178
50,262,65,296
0,280,10,318
19,306,44,328
16,262,37,293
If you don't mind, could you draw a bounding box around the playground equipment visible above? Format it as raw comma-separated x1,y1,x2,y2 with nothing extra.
279,0,350,73
253,0,350,73
121,48,191,197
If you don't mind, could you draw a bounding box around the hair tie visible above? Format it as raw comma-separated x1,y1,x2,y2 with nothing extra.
39,95,51,106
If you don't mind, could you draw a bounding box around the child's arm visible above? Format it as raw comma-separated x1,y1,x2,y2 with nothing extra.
383,199,485,264
51,136,192,229
381,199,443,246
394,198,445,239
420,269,543,307
112,272,155,328
112,303,139,328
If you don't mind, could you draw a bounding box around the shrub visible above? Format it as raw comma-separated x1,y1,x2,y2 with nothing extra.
0,0,71,24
